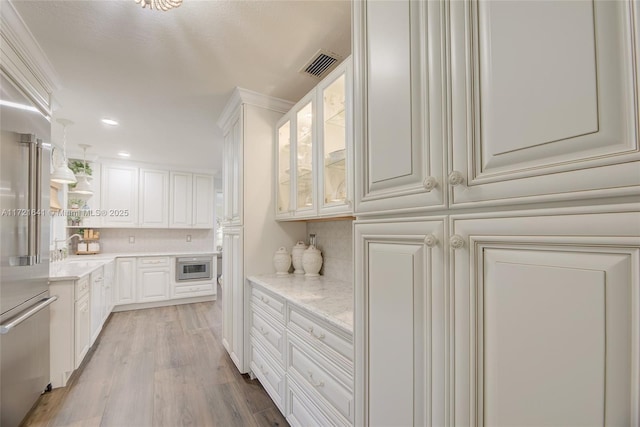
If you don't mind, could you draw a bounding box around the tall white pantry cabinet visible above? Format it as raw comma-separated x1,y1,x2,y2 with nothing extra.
218,89,306,373
353,1,640,426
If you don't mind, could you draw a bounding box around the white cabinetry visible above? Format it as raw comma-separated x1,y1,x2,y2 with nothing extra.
222,227,243,370
139,168,169,228
169,172,214,228
248,280,355,426
89,266,104,345
353,1,640,425
276,58,353,220
74,288,91,369
115,257,136,305
218,88,306,373
101,164,138,226
137,257,170,302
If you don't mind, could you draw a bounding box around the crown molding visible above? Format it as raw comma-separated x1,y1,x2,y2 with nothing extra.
217,87,294,131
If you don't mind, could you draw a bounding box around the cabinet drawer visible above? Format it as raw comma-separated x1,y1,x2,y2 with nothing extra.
286,377,344,427
288,305,353,363
138,257,170,267
250,338,286,411
173,283,214,297
250,307,285,364
250,286,285,323
288,336,354,422
75,276,90,301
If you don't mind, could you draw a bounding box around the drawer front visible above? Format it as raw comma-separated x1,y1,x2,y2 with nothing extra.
138,256,170,267
288,336,354,422
250,286,285,323
287,378,346,427
173,283,215,297
75,276,90,300
250,339,286,411
250,307,285,364
289,306,353,363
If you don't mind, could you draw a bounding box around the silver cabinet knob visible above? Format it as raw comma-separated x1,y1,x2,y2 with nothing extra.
450,235,465,249
448,171,465,186
422,176,438,192
424,234,438,247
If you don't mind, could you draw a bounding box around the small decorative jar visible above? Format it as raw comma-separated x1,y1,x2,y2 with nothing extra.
273,247,291,275
302,245,322,277
291,241,308,275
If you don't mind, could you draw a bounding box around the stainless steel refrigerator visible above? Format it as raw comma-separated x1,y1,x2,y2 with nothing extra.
0,71,56,426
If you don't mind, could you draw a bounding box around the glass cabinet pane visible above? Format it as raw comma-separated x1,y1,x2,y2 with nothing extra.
277,120,291,214
322,74,346,206
296,102,313,209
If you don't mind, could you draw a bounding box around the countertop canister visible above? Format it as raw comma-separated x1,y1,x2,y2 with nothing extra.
291,241,308,275
273,247,291,275
302,245,322,277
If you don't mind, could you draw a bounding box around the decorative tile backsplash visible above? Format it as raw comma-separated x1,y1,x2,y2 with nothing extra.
98,228,215,253
306,220,353,283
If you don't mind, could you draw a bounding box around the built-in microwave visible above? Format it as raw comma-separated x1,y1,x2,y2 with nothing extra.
176,256,212,282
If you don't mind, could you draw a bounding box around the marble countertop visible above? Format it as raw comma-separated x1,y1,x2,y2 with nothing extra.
49,251,220,282
248,274,353,333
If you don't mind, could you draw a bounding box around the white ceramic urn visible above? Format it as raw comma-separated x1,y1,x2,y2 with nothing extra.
291,241,308,275
302,245,322,277
273,247,291,275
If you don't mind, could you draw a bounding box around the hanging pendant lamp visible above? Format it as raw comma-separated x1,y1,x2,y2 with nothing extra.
74,144,93,196
51,119,77,184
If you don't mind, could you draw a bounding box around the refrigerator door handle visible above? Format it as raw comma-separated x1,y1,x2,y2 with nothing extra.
34,138,43,263
0,296,57,335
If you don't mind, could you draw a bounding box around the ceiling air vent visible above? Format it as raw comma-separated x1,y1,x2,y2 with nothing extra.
299,50,342,79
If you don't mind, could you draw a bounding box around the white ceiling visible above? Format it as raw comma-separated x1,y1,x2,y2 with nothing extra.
12,0,351,175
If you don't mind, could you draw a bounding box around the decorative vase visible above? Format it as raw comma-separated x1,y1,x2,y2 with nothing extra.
302,245,322,277
291,241,308,275
273,247,291,275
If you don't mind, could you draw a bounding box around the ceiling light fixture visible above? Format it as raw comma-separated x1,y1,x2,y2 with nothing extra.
135,0,182,11
101,118,119,126
118,151,131,158
74,144,93,196
51,119,78,185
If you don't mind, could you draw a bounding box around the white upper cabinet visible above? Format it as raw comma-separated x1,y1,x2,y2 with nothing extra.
275,57,353,220
139,168,169,228
101,164,138,227
449,0,639,207
169,171,214,229
222,112,243,226
354,0,639,215
354,1,446,216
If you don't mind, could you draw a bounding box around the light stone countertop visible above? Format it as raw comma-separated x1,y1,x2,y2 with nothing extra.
49,251,220,282
248,274,353,333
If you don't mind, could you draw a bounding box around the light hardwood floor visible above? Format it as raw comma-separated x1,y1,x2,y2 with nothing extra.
23,285,289,427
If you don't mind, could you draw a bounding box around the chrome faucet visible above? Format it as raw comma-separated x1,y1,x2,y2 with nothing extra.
54,233,82,250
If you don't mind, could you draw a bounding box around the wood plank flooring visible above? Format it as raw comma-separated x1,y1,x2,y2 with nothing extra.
22,286,289,427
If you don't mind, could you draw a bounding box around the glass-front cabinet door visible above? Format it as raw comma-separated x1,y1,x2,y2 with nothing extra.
275,118,292,219
318,57,352,216
293,94,316,217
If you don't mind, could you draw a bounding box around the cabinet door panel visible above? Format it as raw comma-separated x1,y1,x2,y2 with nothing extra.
139,169,168,228
138,269,169,302
169,172,192,228
354,0,445,215
193,174,213,228
222,228,246,373
451,208,640,426
450,0,639,206
115,258,136,305
101,165,138,226
355,219,446,427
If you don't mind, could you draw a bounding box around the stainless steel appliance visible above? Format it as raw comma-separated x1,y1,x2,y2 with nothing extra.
0,71,55,427
176,256,213,282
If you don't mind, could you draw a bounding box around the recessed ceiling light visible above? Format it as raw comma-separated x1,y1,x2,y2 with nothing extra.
117,151,130,158
101,118,119,126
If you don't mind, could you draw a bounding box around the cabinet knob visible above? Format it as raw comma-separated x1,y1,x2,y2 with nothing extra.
423,234,438,247
422,176,438,192
449,234,465,250
448,171,465,187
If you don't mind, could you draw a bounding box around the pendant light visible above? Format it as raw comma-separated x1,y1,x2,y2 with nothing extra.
74,144,93,196
51,119,77,184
